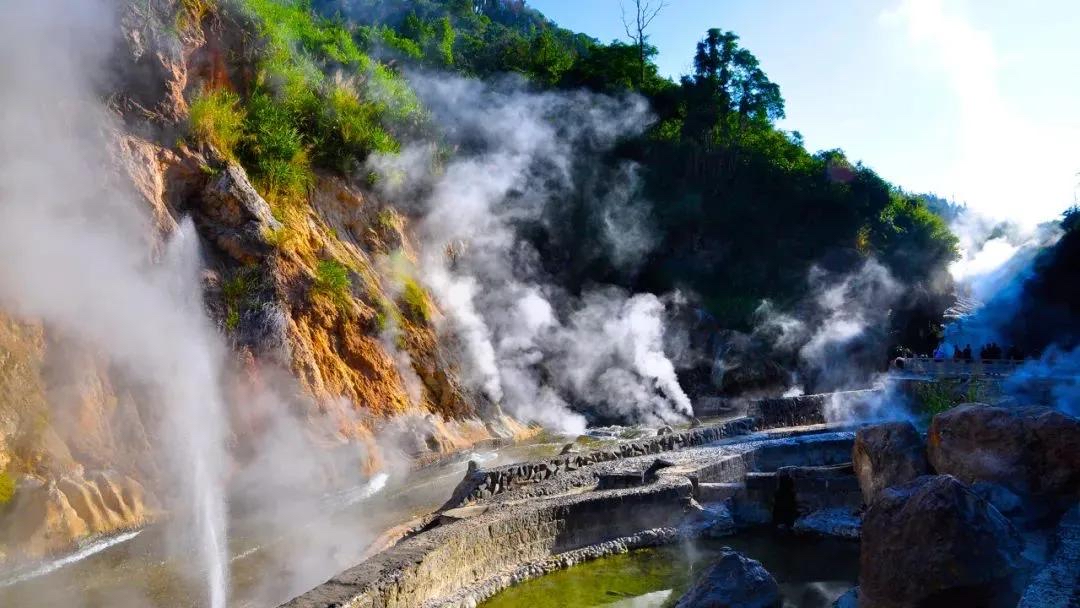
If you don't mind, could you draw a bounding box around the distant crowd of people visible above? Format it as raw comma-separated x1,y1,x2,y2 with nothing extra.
930,343,1025,362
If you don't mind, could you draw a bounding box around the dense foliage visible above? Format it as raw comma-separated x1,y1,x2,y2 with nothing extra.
188,0,959,360
187,0,426,215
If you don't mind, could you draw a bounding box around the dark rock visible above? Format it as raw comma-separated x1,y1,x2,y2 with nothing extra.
1017,504,1080,607
852,421,928,505
675,547,781,608
970,481,1025,520
929,404,1080,522
701,502,736,538
770,464,862,527
645,458,676,481
859,475,1023,608
234,299,291,361
657,425,674,436
559,443,576,455
596,472,645,490
793,507,861,539
697,482,742,503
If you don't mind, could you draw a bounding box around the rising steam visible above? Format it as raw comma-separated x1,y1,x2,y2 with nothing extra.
0,2,229,605
751,259,902,393
369,74,692,431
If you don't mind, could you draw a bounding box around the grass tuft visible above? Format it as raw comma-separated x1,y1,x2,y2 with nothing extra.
401,277,430,323
0,471,15,506
189,88,246,160
222,268,259,331
313,260,353,311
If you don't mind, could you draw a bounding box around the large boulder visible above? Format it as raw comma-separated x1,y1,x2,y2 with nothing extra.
852,421,928,505
928,404,1080,522
675,547,781,608
859,475,1023,608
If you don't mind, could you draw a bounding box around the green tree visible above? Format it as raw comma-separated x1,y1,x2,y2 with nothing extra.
529,30,574,86
682,29,784,143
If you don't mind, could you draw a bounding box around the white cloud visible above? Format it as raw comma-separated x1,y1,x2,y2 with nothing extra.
882,0,1079,225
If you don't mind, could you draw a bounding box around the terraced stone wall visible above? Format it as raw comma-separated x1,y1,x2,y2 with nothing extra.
751,390,882,428
445,417,755,508
282,477,694,608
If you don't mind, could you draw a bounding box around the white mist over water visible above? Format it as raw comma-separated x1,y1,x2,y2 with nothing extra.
0,2,229,606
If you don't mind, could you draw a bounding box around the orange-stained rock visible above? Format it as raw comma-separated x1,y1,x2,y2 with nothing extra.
0,478,88,560
0,0,531,565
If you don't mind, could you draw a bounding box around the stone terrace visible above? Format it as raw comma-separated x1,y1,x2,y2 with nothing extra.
281,393,863,608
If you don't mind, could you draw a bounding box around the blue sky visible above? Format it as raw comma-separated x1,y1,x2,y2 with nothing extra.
529,0,1080,225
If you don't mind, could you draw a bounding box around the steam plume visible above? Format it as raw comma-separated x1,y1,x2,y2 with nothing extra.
369,74,691,430
0,2,229,605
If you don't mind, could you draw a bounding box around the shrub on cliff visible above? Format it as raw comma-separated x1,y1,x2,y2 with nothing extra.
313,259,352,311
238,0,423,172
189,88,246,159
239,92,313,206
401,278,430,323
222,269,260,331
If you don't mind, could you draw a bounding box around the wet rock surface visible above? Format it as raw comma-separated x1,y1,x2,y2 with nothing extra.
674,546,781,608
793,507,861,539
859,474,1024,608
852,421,928,505
929,404,1080,525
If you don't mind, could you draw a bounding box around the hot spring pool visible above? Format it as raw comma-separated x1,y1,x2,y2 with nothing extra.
481,531,859,608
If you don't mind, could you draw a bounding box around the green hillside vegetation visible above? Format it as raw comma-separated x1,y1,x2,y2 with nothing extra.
195,0,958,354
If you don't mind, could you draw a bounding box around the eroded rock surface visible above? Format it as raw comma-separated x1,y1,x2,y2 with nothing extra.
859,474,1023,608
852,421,928,505
1018,504,1080,608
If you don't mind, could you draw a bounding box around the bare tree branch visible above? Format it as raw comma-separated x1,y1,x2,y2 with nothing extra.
619,0,669,86
620,0,636,42
640,0,669,30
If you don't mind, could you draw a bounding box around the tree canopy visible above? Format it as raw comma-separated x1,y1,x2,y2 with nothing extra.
291,0,959,353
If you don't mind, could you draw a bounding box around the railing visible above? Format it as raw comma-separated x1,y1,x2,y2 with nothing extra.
893,357,1027,378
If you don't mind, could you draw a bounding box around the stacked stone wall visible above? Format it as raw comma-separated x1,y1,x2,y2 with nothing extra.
751,389,882,427
282,477,694,608
448,392,869,508
445,417,755,508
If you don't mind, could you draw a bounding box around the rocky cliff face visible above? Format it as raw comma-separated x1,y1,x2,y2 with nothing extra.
0,0,524,563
